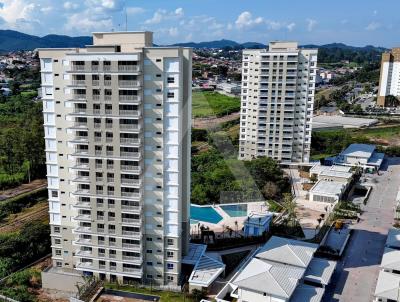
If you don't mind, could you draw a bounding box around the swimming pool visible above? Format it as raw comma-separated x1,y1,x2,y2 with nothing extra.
220,204,248,217
190,205,223,224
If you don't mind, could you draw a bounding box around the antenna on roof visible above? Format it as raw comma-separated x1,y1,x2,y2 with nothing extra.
125,6,128,31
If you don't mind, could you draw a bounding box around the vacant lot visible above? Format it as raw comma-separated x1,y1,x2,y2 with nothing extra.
192,91,240,118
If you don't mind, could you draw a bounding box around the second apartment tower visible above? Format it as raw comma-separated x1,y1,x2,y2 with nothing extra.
239,42,318,163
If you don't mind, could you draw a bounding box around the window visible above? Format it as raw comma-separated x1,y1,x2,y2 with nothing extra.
167,92,174,98
51,191,58,198
55,249,61,256
167,251,174,258
167,263,174,270
54,226,60,233
56,261,62,268
146,262,153,266
167,276,174,281
167,77,175,84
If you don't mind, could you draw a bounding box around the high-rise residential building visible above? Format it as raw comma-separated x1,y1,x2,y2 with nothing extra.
378,47,400,107
238,42,318,163
39,31,192,289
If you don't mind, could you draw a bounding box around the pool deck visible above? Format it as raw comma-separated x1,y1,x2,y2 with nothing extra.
190,202,269,235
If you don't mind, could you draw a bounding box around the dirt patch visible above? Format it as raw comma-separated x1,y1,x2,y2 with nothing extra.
97,294,146,302
0,179,47,201
302,183,315,191
299,170,310,179
193,112,239,129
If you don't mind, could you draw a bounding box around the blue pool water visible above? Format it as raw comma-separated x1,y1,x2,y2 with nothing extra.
190,205,223,224
220,204,248,217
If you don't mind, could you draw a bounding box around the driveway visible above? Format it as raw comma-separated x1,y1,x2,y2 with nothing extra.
324,157,400,302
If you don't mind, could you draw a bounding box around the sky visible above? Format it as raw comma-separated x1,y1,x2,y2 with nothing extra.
0,0,399,47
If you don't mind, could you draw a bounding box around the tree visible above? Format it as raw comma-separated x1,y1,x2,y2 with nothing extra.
385,95,400,107
282,193,297,228
262,181,280,200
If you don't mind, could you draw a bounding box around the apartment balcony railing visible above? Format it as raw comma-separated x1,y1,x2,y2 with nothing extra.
98,253,106,258
122,230,141,236
106,151,114,156
122,256,141,262
74,226,92,233
71,65,86,71
121,165,141,172
119,95,141,103
94,137,101,142
120,152,140,158
106,123,113,129
106,164,114,169
119,110,140,116
121,178,141,186
95,164,102,169
104,80,112,86
120,124,141,131
73,122,88,128
104,95,112,101
94,123,101,129
92,80,100,86
122,268,142,274
95,150,102,156
97,228,105,234
73,176,90,182
109,241,116,247
72,94,86,100
122,243,141,249
96,190,104,195
109,254,116,259
93,109,101,115
119,80,140,87
105,109,113,115
72,80,86,86
74,136,89,141
118,65,140,72
93,95,101,101
76,262,94,269
96,177,103,182
75,250,92,257
121,217,141,224
99,264,106,270
107,178,115,183
74,214,91,221
120,138,140,145
74,238,92,245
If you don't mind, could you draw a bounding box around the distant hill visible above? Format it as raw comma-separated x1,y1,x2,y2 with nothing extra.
0,30,387,64
0,30,92,53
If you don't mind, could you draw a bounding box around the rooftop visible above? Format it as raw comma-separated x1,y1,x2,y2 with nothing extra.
312,115,378,129
304,258,337,285
245,212,273,225
381,248,400,271
232,258,304,299
341,143,376,159
256,236,318,268
310,180,345,197
290,284,325,302
374,270,400,300
182,243,207,265
188,254,225,287
386,228,400,249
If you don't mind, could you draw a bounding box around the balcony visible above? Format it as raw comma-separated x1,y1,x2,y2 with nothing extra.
121,165,141,172
74,188,90,195
122,255,141,262
73,122,88,128
120,151,140,158
92,80,100,86
119,110,140,116
74,214,91,221
118,65,140,72
121,178,141,186
71,65,86,72
122,243,141,250
104,80,112,86
122,267,142,274
72,94,86,100
74,238,92,245
121,205,141,213
76,262,94,269
93,109,101,115
119,80,140,87
75,249,92,257
122,230,141,236
120,138,140,145
120,124,141,131
72,80,86,86
119,95,141,103
74,226,92,233
104,95,112,102
121,217,141,224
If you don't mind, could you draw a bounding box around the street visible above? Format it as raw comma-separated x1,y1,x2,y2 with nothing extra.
323,157,400,302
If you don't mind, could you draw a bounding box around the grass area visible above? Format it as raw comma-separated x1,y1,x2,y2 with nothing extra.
20,90,37,98
105,283,197,302
310,153,335,160
192,91,240,118
356,125,400,141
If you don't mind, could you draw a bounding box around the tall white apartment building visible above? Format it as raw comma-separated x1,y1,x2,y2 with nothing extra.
377,47,400,107
238,42,318,163
39,31,191,289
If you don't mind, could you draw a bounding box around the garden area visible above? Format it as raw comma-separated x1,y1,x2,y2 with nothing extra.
192,91,240,118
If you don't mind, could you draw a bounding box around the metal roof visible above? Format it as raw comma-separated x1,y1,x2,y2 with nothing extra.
182,243,207,265
188,254,225,287
232,258,304,299
374,270,400,300
256,236,318,268
341,144,376,158
386,228,400,249
310,180,345,197
304,258,337,285
381,248,400,271
290,284,325,302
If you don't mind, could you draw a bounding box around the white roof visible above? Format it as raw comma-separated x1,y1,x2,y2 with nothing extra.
313,115,378,129
245,212,273,225
310,180,345,197
304,258,337,285
233,258,304,299
189,254,225,287
374,270,400,300
381,248,400,271
256,236,318,268
341,144,375,158
290,284,325,302
386,228,400,249
319,169,353,180
310,164,352,175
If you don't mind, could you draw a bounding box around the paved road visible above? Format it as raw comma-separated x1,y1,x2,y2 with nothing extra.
324,157,400,302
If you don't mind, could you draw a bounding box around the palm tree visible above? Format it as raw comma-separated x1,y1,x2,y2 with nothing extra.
283,193,297,228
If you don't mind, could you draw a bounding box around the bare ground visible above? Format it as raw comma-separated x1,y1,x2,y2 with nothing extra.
0,179,47,201
193,112,239,129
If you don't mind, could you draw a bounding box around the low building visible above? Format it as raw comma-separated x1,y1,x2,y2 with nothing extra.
216,236,336,302
374,228,400,301
309,180,346,203
335,143,384,172
310,164,353,183
216,82,241,95
243,212,273,236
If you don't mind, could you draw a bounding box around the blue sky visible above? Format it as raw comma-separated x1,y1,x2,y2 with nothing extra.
0,0,399,47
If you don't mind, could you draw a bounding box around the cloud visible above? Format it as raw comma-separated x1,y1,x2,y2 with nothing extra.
286,22,296,32
126,7,145,15
40,6,53,14
64,8,113,33
168,27,179,37
64,1,79,10
235,11,264,29
306,18,317,31
85,0,123,11
373,10,378,16
144,7,184,25
366,21,381,31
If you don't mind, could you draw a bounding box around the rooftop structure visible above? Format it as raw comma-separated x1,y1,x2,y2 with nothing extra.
374,271,400,301
380,248,400,272
309,180,346,203
216,236,335,302
386,228,400,249
335,143,384,171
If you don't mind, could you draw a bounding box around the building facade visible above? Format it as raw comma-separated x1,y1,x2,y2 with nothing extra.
378,47,400,107
39,31,192,288
238,42,318,163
